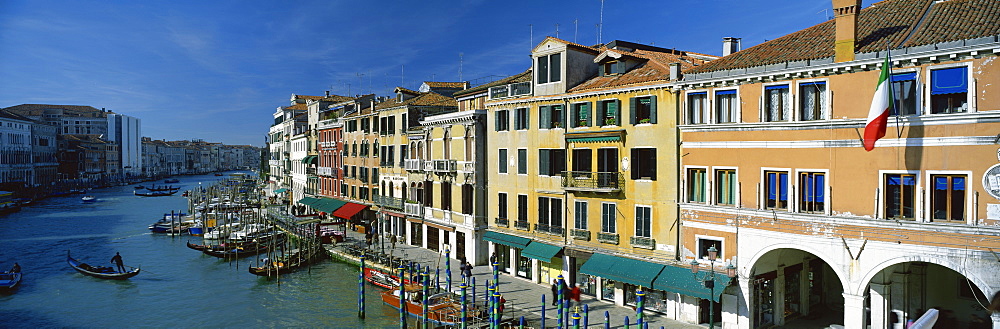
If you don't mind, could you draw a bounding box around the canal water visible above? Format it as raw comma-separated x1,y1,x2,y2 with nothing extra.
0,173,398,328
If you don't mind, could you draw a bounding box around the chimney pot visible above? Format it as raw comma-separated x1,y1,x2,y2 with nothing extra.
669,63,682,81
832,0,862,62
722,37,742,56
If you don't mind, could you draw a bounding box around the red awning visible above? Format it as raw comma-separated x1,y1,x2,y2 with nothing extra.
334,202,368,219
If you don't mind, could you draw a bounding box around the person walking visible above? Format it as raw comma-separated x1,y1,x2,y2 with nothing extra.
550,279,559,306
571,283,582,307
461,258,473,280
110,252,125,273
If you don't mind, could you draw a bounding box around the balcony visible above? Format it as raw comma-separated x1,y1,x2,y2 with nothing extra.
432,159,457,172
630,236,655,249
561,171,624,193
489,81,532,100
269,160,282,166
404,202,423,217
404,159,423,172
571,229,591,241
534,223,565,236
597,232,620,245
457,161,475,173
317,166,332,176
375,195,405,210
306,168,316,175
495,217,509,228
513,220,529,230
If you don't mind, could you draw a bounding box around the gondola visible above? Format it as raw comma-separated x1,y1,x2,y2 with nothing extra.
248,249,326,276
381,288,481,326
186,240,249,252
134,190,177,197
0,272,21,292
202,242,274,259
66,251,140,280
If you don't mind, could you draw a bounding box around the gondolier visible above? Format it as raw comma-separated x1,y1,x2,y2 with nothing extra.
111,252,125,273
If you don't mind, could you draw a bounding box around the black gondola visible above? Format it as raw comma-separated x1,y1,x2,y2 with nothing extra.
134,190,177,197
186,240,250,251
202,242,273,259
66,251,140,280
248,249,326,276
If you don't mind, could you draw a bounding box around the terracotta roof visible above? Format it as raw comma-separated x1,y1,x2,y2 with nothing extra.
453,69,533,97
423,81,467,89
569,48,711,92
536,36,601,54
0,109,33,122
2,104,106,117
688,0,1000,74
374,92,457,111
321,95,356,103
394,87,421,95
295,95,325,101
283,103,307,111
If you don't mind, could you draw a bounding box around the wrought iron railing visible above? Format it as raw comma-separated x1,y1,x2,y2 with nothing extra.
597,232,619,244
495,217,509,228
534,223,565,235
571,229,591,241
630,236,655,249
511,82,531,96
561,171,623,191
513,220,529,230
375,195,405,210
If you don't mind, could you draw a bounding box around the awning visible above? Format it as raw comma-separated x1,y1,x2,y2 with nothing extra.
579,253,664,288
313,197,348,213
482,231,530,249
274,188,288,193
521,241,563,262
301,155,318,164
298,197,320,206
334,202,368,219
652,265,731,302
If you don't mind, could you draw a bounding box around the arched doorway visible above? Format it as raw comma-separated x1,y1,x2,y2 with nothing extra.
750,248,845,328
863,262,992,329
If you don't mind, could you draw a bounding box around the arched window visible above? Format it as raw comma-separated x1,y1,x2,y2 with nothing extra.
443,130,451,160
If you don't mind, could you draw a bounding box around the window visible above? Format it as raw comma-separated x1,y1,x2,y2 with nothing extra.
537,196,562,229
930,174,966,222
764,171,789,209
536,53,561,84
574,201,588,229
495,110,510,131
764,85,790,122
799,172,825,213
884,173,916,220
517,194,528,225
930,66,968,114
462,184,473,215
571,102,591,127
498,193,508,219
401,114,408,131
514,108,529,130
361,118,370,133
399,145,408,167
891,73,917,116
539,105,564,129
441,183,451,211
517,149,527,174
596,100,621,126
715,90,738,123
388,115,396,134
798,82,826,121
635,206,651,238
630,96,656,124
538,149,566,176
630,148,656,180
686,92,707,124
715,169,737,206
572,149,592,173
424,181,434,207
697,238,722,260
601,60,625,76
687,168,707,203
601,203,616,233
498,149,508,174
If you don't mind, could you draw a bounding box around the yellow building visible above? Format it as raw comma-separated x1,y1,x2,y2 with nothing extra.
485,37,716,309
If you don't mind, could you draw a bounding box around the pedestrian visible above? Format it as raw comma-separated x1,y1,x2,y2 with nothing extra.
551,279,559,305
390,234,397,250
562,282,571,305
461,259,473,279
489,251,498,265
498,294,507,319
9,263,20,273
110,252,125,273
571,283,581,307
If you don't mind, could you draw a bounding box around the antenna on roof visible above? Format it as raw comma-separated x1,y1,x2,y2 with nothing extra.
356,73,365,94
598,0,605,44
555,23,560,39
401,65,404,87
459,52,464,82
574,19,579,43
529,24,533,49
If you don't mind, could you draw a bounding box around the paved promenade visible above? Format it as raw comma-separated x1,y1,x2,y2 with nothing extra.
328,229,704,329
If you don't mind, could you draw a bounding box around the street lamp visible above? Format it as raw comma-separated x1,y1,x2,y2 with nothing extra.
690,245,737,329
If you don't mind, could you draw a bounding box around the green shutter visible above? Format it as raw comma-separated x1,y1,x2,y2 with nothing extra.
495,111,501,131
611,100,621,125
629,97,637,125
617,60,626,75
539,150,550,176
599,63,606,77
540,105,550,129
525,107,530,129
556,105,565,128
630,149,638,180
596,102,605,125
649,95,658,124
650,149,657,180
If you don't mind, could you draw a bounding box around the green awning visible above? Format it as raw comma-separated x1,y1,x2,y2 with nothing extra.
312,197,348,213
298,197,320,205
567,136,620,143
483,231,530,249
652,265,732,302
579,253,664,288
521,241,563,262
301,155,318,164
274,188,288,193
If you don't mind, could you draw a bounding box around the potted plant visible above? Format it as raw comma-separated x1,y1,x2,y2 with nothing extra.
605,118,617,126
639,118,651,124
579,120,588,126
553,121,562,128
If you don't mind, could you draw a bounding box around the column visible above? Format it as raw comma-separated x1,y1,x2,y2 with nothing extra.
843,293,867,329
799,262,811,316
721,293,739,329
870,283,890,329
774,267,786,326
991,312,1000,329
737,277,753,329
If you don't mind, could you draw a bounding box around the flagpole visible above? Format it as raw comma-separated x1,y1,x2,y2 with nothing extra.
886,41,902,139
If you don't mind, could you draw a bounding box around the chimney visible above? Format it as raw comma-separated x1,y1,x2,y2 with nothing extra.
833,0,862,62
722,37,741,56
669,63,682,81
325,90,330,97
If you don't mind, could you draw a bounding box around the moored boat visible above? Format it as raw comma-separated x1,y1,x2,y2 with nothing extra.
364,267,419,289
0,272,21,292
81,196,97,203
380,288,477,326
135,190,177,197
66,251,140,280
248,249,326,276
164,178,180,183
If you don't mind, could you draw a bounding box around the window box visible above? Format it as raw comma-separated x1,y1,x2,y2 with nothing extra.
571,229,590,241
597,232,619,244
495,217,509,228
514,220,530,230
630,236,655,249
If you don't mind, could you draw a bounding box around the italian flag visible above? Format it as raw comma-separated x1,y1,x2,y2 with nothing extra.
863,56,892,151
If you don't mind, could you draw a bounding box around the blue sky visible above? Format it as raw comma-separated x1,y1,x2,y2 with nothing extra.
0,0,878,146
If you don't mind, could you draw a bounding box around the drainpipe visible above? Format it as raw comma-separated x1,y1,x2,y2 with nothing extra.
672,87,683,262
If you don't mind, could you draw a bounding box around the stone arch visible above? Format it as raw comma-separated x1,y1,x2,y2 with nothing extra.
746,242,850,294
855,254,994,297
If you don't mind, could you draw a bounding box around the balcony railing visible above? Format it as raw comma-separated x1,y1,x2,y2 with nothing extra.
597,232,620,244
404,159,423,172
489,81,532,100
317,167,332,176
433,159,457,172
457,161,475,173
306,168,316,175
269,160,282,166
513,220,529,230
561,171,624,192
375,195,405,210
571,229,591,241
495,217,509,228
534,223,565,235
630,236,655,249
404,202,423,217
